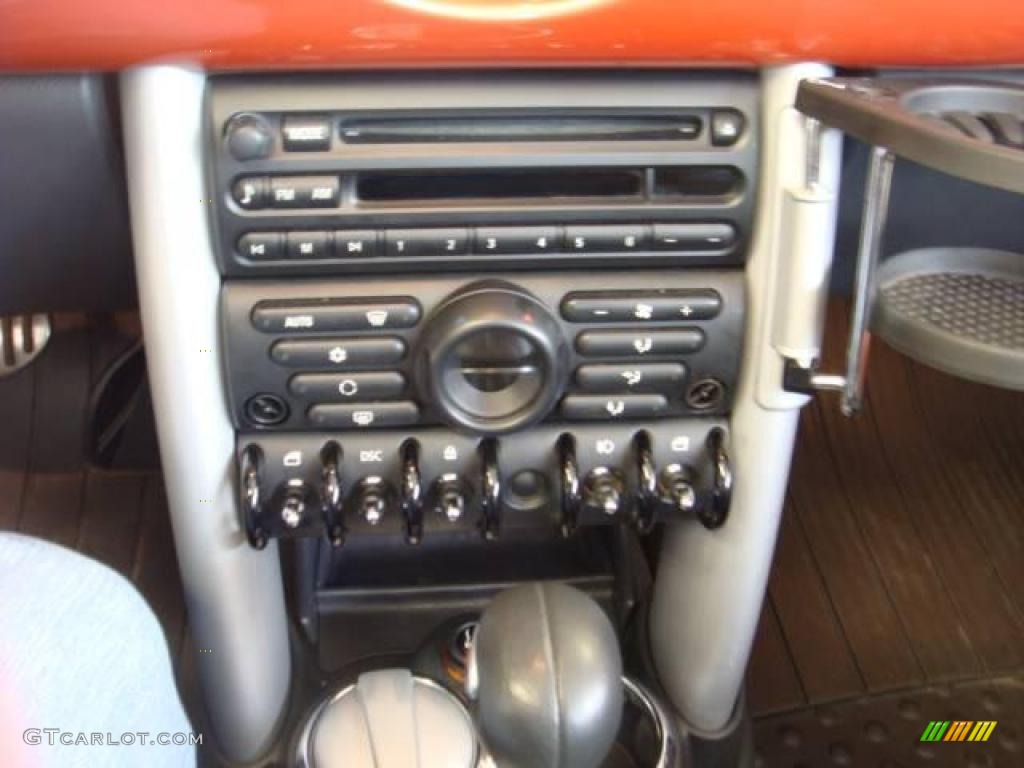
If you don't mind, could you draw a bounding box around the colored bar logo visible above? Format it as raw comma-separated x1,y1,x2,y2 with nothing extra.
920,721,997,742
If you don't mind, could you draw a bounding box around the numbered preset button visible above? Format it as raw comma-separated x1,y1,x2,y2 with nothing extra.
474,226,561,255
385,228,469,257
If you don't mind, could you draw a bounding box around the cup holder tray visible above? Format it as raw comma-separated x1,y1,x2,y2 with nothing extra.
798,77,1024,194
873,248,1024,390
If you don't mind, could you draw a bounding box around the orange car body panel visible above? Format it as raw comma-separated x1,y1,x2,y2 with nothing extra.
0,0,1023,71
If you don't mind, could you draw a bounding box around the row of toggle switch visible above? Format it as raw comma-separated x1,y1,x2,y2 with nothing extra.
238,429,732,549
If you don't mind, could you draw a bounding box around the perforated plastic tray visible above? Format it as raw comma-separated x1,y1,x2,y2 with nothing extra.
873,248,1024,391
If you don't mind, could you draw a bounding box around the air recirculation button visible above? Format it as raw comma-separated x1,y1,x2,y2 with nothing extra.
417,281,568,435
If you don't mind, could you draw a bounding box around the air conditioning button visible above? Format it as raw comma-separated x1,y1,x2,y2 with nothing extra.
270,337,407,368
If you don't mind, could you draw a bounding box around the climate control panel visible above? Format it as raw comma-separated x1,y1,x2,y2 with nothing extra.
221,270,743,434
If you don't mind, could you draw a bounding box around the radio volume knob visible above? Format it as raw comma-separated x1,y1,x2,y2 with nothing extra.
224,113,274,161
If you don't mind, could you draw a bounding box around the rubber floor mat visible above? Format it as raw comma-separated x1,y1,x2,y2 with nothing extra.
754,675,1024,768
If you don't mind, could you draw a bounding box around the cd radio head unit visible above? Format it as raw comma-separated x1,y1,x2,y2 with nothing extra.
208,72,758,277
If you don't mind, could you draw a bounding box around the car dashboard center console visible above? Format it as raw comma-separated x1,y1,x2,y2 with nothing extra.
122,64,841,765
212,72,755,548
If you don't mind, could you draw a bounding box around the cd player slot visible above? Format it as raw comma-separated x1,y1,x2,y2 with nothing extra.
355,166,742,207
338,114,703,144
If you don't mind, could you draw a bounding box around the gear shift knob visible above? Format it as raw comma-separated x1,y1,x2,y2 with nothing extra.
468,582,624,768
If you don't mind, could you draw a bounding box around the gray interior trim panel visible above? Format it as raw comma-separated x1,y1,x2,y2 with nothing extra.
121,66,292,762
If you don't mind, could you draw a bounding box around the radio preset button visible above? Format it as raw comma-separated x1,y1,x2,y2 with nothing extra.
652,223,736,251
289,371,406,401
269,175,340,209
308,402,420,429
475,226,560,255
575,363,686,393
385,228,470,257
560,394,668,421
252,299,421,333
286,231,331,259
238,232,284,261
575,328,705,357
270,337,407,368
282,115,332,152
564,225,650,253
561,290,722,322
333,230,379,257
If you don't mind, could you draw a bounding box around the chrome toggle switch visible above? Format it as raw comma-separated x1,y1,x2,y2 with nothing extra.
582,466,625,518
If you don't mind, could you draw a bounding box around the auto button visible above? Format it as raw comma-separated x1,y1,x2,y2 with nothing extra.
252,298,421,333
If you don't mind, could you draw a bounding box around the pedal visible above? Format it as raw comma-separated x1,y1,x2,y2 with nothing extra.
0,314,51,377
